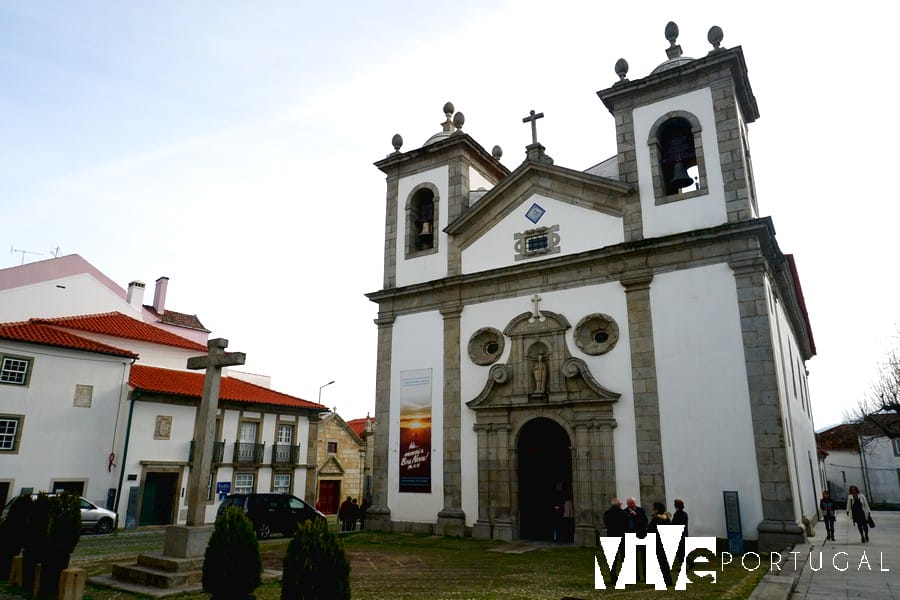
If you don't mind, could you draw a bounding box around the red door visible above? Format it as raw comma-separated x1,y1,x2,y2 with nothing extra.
318,480,340,514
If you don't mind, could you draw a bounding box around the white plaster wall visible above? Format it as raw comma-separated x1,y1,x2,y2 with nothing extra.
0,273,139,323
632,88,727,238
395,166,449,287
823,450,863,501
462,194,624,275
860,436,900,504
459,283,637,526
770,291,821,523
0,342,129,507
650,264,765,539
388,310,444,522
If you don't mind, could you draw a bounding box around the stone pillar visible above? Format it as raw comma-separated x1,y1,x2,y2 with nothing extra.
304,415,319,506
471,423,492,539
367,315,395,532
572,421,597,546
621,271,666,507
492,424,515,541
436,306,466,536
731,257,804,549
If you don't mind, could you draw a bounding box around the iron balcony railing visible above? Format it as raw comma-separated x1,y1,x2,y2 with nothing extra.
271,444,300,465
233,441,266,464
188,440,225,464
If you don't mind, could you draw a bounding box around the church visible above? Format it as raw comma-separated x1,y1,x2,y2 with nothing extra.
365,23,819,549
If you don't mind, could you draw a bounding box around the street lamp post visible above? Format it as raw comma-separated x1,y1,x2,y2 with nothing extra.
319,380,335,404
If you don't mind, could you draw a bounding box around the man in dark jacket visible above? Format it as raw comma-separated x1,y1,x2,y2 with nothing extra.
672,499,689,566
624,497,649,583
603,497,627,584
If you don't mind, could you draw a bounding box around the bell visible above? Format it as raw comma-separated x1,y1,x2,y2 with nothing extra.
670,162,694,190
420,221,432,236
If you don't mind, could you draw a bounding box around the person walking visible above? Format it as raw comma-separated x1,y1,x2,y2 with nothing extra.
846,485,872,543
820,490,837,541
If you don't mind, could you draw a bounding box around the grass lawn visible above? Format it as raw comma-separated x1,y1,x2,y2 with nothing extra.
1,530,767,599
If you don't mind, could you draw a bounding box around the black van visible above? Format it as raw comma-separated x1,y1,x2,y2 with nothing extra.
216,493,325,539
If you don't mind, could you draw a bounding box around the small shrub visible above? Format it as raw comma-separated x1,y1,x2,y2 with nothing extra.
0,494,33,580
202,506,261,599
281,518,350,600
40,493,82,597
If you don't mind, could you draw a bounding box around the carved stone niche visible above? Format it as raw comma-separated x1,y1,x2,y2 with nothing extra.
467,311,619,407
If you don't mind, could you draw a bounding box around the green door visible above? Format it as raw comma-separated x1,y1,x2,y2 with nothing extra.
139,472,178,526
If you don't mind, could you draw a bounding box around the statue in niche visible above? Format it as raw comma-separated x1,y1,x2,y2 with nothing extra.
530,352,548,395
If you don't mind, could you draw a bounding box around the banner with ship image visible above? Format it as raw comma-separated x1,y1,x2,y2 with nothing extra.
398,368,432,493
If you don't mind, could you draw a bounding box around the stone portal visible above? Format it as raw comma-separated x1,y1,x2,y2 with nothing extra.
518,418,571,541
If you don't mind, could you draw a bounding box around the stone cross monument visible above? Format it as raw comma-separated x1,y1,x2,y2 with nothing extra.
164,337,245,558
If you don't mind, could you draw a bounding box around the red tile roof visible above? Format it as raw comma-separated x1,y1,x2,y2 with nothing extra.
130,365,326,410
144,306,209,332
0,321,138,358
346,417,374,437
34,312,207,351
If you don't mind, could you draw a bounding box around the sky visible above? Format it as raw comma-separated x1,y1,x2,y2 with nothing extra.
1,1,897,429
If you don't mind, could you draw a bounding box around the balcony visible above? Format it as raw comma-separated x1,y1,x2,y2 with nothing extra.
188,440,225,464
233,442,266,465
271,444,300,466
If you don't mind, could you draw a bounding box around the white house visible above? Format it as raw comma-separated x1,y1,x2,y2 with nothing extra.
365,23,821,549
0,257,327,528
818,421,900,505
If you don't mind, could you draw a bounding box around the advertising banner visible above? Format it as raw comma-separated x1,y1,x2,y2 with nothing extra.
399,368,432,493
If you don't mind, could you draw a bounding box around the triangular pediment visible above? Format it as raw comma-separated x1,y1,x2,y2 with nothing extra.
446,160,633,251
318,455,345,475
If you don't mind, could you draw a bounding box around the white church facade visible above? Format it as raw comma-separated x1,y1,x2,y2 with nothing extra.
366,24,820,549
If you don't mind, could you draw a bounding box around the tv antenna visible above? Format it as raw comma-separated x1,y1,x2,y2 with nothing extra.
10,246,42,265
50,246,62,258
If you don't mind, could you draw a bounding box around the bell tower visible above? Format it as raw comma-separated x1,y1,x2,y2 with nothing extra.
597,23,760,242
374,102,509,290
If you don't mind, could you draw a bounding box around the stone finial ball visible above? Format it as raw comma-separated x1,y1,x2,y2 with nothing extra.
391,133,403,151
453,111,465,129
614,58,629,80
492,145,503,159
443,101,455,115
708,25,724,48
665,21,679,44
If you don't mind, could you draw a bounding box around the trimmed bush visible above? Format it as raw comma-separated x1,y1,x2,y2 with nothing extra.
202,506,261,600
40,493,82,597
0,494,33,580
281,519,350,600
21,493,50,594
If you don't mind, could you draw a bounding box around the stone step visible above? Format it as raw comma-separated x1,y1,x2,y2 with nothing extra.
136,553,204,573
111,562,202,589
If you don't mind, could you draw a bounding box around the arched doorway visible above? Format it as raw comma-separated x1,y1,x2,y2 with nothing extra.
517,418,572,541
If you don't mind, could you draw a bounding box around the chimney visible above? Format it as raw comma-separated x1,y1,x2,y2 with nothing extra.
153,276,169,314
126,280,146,310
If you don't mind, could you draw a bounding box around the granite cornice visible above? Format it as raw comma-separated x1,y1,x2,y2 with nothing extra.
367,217,781,315
374,133,509,182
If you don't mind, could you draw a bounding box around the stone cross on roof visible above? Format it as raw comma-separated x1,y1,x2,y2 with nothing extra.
522,109,545,146
184,338,246,526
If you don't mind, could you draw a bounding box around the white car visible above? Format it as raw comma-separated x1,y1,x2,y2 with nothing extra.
1,494,116,534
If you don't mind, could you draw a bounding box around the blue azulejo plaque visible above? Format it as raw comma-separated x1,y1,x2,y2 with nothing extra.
525,203,546,224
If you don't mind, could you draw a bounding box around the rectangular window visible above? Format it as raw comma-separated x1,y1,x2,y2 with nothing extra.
526,235,549,252
0,356,32,386
239,421,258,443
893,438,900,456
0,417,22,451
277,424,293,445
273,473,291,494
234,473,255,494
327,441,337,454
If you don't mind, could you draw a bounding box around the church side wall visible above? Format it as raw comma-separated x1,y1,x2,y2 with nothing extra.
632,87,727,239
395,166,449,288
461,194,624,275
468,165,494,197
650,263,765,539
768,283,821,524
388,310,445,523
458,283,639,527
